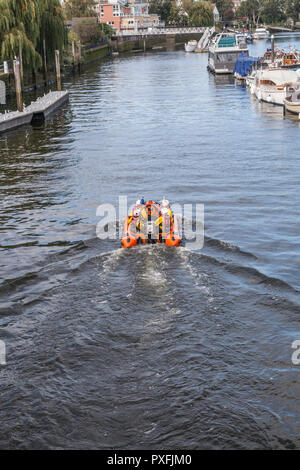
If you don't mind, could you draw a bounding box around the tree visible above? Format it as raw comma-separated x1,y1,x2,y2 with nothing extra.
73,21,103,44
63,0,98,19
186,1,214,26
236,0,264,25
149,0,173,23
285,0,300,20
0,0,41,68
167,4,187,25
0,0,66,70
215,0,234,19
37,0,66,64
149,0,214,25
261,0,285,23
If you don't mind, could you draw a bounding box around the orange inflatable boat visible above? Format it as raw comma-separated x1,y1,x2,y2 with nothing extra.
121,199,181,248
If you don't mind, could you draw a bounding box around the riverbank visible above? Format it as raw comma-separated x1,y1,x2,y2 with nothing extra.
0,44,110,99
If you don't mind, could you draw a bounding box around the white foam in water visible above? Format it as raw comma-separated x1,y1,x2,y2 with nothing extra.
178,247,213,300
101,248,127,274
139,248,169,289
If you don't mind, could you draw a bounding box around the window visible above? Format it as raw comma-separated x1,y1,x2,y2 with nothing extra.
216,53,241,63
113,4,120,16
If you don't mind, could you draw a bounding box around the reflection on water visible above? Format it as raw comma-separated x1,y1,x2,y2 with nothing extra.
0,36,300,450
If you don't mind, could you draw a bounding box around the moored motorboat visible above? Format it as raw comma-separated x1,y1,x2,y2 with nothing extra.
261,48,300,68
208,32,248,74
253,27,270,39
246,69,258,89
253,68,299,105
121,199,181,248
283,77,300,115
185,40,197,52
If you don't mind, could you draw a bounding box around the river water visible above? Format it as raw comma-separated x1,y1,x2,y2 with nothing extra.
0,34,299,449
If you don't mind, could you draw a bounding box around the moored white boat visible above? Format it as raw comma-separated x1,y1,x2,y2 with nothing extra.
246,69,257,89
253,27,270,39
253,68,299,105
185,40,197,52
283,77,300,115
208,33,248,74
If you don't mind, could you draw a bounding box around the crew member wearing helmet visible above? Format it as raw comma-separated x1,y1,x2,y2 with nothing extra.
127,198,145,231
159,199,174,235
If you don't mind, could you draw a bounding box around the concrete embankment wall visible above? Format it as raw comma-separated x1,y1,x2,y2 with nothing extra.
83,44,110,63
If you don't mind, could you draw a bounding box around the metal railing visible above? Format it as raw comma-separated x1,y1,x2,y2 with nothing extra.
117,26,205,36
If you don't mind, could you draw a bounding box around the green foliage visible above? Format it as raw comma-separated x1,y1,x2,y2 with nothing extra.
285,0,300,20
215,0,234,20
186,1,214,26
167,4,185,25
237,0,299,24
37,0,66,64
149,0,173,23
101,23,114,37
261,0,285,23
73,21,103,45
0,0,41,68
63,0,98,19
149,0,213,25
71,20,113,45
68,30,80,47
0,0,66,69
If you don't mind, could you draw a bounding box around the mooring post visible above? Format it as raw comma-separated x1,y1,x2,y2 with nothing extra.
19,47,23,85
271,34,275,63
55,50,62,91
43,39,47,83
78,41,81,72
144,39,146,53
13,59,23,112
72,40,75,69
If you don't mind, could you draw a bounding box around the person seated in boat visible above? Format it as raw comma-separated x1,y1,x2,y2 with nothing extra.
159,199,174,234
136,200,161,236
127,199,145,229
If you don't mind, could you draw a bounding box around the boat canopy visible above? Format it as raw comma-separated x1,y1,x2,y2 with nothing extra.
259,69,299,85
233,52,259,77
218,37,236,47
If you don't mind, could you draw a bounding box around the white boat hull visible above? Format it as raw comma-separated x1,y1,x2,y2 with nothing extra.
255,87,285,105
185,42,197,52
253,33,270,39
253,29,270,40
284,100,300,114
252,70,299,106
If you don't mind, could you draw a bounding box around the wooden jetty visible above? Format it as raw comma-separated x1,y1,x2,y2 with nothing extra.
268,26,294,33
0,90,69,134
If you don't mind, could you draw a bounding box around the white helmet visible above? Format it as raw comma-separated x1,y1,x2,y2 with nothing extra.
136,199,141,205
161,207,168,215
161,199,170,208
